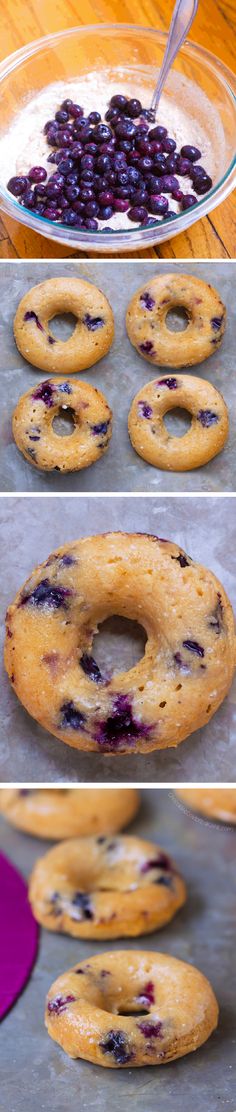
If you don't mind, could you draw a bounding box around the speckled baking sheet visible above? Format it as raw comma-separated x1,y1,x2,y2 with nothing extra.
0,788,236,1112
0,260,235,494
1,495,236,784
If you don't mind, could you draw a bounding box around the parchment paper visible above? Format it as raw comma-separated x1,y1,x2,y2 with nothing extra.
0,260,235,493
0,788,235,1112
1,495,235,784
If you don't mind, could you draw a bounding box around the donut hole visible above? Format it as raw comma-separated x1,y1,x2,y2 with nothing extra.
164,408,191,438
94,615,147,676
49,312,77,340
52,407,76,437
165,306,189,332
116,1006,150,1017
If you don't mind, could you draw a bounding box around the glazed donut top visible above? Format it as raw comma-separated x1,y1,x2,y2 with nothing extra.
126,273,226,367
5,533,236,754
0,788,139,839
13,277,114,373
29,834,185,937
45,950,218,1067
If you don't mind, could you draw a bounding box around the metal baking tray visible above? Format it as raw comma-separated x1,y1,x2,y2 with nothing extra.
0,788,235,1112
0,494,235,784
0,260,235,493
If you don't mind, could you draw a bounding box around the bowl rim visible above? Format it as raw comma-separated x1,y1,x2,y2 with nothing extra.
0,23,235,249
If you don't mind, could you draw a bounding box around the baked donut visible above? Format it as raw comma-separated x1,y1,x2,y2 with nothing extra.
5,533,236,754
128,374,228,471
0,788,139,839
175,788,236,824
12,378,112,473
29,835,186,939
126,273,226,368
13,277,114,373
45,950,218,1067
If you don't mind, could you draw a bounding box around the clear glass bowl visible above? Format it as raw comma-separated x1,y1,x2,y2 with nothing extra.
0,23,235,254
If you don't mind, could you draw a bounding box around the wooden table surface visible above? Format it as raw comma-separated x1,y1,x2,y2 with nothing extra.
0,0,235,260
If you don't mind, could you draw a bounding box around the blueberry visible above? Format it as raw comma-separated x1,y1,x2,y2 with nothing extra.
98,206,114,220
156,377,178,390
8,176,29,196
110,94,128,110
136,981,155,1006
96,693,151,749
183,640,204,657
197,409,219,427
128,205,148,223
171,553,190,567
71,892,93,919
60,701,86,730
140,340,154,354
115,120,137,139
181,194,197,210
162,137,176,153
125,98,142,118
149,125,167,141
88,111,101,124
91,420,109,435
28,166,47,183
209,593,224,635
100,1030,132,1065
24,310,44,332
149,195,168,215
48,994,76,1014
138,1020,163,1038
141,852,171,873
211,316,224,330
181,144,201,162
140,291,155,310
20,578,72,609
177,156,192,175
80,653,103,683
138,401,153,418
83,314,104,331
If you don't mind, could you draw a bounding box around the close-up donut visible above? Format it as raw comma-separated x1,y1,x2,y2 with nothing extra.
29,834,186,938
13,277,114,373
126,273,226,367
128,374,229,471
0,788,139,839
45,950,218,1067
4,532,236,754
12,378,112,473
175,788,236,824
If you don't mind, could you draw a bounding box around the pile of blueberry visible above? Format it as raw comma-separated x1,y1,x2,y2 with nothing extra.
7,93,212,232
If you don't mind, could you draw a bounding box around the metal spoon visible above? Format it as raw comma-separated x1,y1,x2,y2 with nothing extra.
150,0,199,117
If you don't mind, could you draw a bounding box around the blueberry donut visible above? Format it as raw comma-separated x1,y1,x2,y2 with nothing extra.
5,533,236,754
126,274,226,368
13,277,114,373
176,788,236,824
0,788,139,840
29,835,186,939
128,375,228,471
45,950,218,1067
12,378,112,472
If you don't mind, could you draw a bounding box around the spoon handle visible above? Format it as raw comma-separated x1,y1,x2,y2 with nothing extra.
150,0,199,115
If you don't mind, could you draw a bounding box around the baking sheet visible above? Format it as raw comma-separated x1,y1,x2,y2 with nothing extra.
0,260,235,494
0,788,235,1112
1,495,236,784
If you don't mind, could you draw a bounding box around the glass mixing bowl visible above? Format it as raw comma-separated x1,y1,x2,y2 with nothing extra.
0,24,235,253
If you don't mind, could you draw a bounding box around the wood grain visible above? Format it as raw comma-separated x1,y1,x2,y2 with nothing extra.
0,0,235,259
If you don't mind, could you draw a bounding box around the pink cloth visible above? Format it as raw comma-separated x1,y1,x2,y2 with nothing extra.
0,851,39,1019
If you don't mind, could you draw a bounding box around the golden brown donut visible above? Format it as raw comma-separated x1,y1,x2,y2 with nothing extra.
0,788,139,839
13,277,114,373
126,273,226,368
4,533,236,754
128,374,228,471
45,950,218,1067
12,377,112,472
29,834,186,938
175,788,236,824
